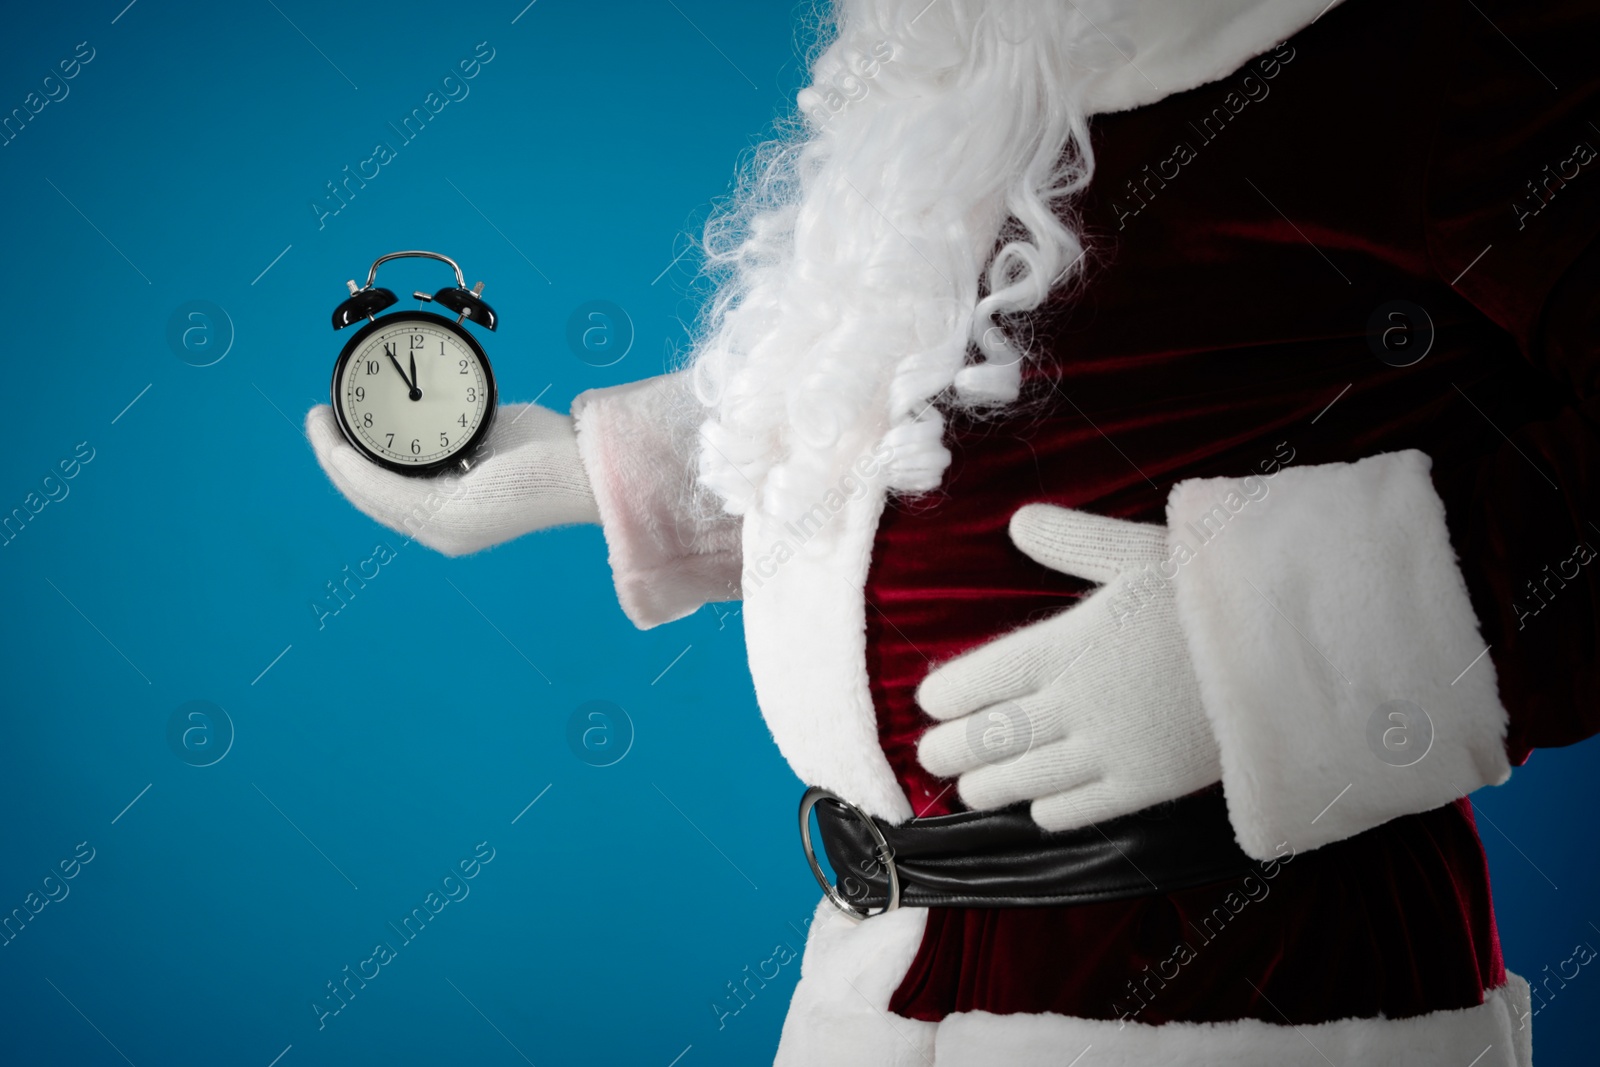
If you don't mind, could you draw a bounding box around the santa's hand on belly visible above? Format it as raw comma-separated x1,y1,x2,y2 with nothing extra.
914,503,1222,832
305,402,600,556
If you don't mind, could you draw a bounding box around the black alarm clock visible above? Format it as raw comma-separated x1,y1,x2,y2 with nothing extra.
330,250,499,476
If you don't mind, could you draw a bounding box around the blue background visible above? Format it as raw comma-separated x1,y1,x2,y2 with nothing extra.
0,2,1595,1065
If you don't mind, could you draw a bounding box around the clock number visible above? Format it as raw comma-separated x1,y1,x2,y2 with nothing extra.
410,438,421,455
385,433,394,448
458,413,468,428
459,359,469,375
440,432,450,448
366,360,380,375
439,340,447,356
362,412,373,428
411,334,424,350
383,342,397,358
353,386,365,402
466,387,478,402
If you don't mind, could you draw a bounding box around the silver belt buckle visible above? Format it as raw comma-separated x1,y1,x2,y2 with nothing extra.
798,786,900,920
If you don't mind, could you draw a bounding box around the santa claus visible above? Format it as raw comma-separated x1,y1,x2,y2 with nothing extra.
306,0,1599,1062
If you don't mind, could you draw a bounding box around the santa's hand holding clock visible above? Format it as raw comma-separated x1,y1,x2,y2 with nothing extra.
304,401,599,555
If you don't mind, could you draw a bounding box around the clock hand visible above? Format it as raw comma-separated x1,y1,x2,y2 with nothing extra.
385,351,411,387
409,353,420,399
386,350,422,401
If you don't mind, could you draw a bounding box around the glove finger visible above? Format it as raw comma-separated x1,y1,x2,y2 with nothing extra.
1009,503,1168,584
306,404,363,476
306,404,382,504
956,738,1100,813
914,617,1067,720
916,717,979,778
1029,781,1136,833
305,404,461,528
915,689,1059,778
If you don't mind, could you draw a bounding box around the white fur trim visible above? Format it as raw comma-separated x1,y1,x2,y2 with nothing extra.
931,975,1532,1066
1075,0,1346,116
777,896,1532,1066
741,480,915,823
1165,450,1512,861
774,897,936,1066
570,372,742,629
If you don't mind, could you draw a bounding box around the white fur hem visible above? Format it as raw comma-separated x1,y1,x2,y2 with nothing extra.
932,975,1533,1066
776,898,1533,1066
570,372,742,629
1164,449,1511,860
774,898,936,1066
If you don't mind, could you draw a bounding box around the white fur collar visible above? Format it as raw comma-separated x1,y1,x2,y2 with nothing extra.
1073,0,1346,116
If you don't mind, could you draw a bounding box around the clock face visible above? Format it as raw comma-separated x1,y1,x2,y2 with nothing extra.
332,314,495,475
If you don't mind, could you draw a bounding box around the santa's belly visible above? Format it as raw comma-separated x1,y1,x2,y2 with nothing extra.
863,416,1508,1022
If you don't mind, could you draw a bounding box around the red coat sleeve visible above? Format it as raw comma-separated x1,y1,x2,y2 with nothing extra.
1424,0,1600,762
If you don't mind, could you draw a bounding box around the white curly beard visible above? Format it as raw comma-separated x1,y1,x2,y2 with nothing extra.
685,0,1101,525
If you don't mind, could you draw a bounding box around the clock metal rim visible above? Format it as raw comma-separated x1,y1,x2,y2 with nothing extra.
330,310,499,478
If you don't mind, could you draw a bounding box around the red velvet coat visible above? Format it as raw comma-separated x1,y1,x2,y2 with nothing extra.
862,0,1600,1025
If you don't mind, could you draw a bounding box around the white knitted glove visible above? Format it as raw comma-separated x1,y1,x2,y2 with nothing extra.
305,402,600,556
915,503,1223,832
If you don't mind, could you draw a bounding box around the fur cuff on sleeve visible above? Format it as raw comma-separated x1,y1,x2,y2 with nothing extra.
1164,449,1511,860
570,372,742,629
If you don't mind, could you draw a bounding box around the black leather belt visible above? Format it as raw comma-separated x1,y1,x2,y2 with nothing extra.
799,783,1257,917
